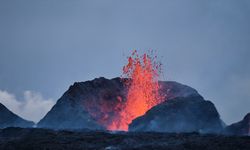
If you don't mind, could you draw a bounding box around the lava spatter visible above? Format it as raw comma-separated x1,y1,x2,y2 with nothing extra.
108,50,164,131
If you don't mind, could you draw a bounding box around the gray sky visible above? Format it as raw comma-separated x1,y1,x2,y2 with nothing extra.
0,0,249,124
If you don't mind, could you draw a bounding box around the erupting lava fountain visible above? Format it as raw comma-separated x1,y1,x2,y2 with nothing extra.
108,50,165,131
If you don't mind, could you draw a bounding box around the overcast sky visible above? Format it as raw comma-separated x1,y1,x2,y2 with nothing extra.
0,0,249,124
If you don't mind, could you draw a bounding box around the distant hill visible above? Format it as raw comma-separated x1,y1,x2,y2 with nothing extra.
0,103,34,128
225,113,250,136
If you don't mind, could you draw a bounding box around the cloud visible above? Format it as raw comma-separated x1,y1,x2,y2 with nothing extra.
0,90,55,123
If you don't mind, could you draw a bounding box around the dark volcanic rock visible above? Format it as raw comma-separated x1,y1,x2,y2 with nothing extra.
38,77,199,130
0,103,34,128
159,80,200,99
37,77,124,130
225,113,250,136
129,95,224,133
0,127,250,150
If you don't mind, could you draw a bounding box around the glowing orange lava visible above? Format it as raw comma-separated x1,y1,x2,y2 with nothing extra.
108,50,164,131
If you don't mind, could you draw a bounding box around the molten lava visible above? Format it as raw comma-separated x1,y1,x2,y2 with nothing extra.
83,50,164,131
108,50,164,131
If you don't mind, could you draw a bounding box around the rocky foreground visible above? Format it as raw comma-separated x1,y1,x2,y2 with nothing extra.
0,127,249,150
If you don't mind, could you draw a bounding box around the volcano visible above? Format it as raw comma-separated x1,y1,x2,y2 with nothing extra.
38,77,202,130
38,51,223,132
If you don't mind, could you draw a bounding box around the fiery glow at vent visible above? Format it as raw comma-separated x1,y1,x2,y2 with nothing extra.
83,50,164,131
108,50,164,131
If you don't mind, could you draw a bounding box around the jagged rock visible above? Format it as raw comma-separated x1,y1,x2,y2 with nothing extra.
1,127,250,150
225,113,250,136
129,95,224,133
38,77,199,130
0,103,34,128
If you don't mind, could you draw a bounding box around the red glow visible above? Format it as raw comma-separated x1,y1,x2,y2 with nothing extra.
83,50,164,131
108,50,164,131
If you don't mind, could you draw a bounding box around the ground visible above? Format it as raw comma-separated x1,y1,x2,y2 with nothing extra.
0,127,249,150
